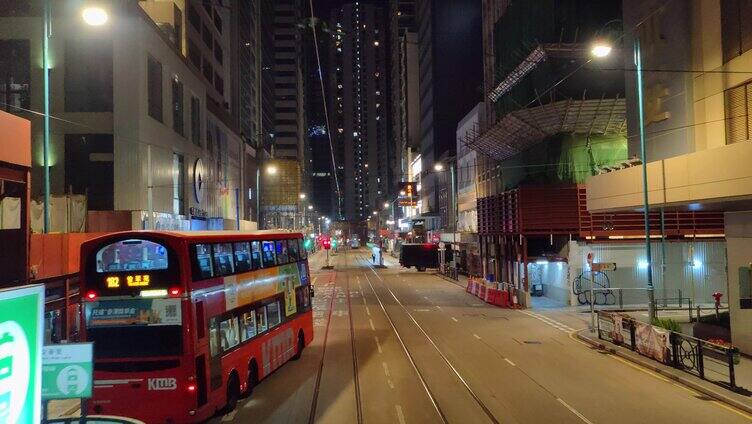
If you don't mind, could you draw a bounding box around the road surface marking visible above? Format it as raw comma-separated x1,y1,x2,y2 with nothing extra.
451,317,459,322
388,379,395,389
366,306,371,316
672,383,699,396
435,305,442,310
375,336,383,353
369,318,376,331
556,398,593,424
610,354,670,383
520,310,576,333
396,405,407,424
221,410,238,422
504,358,516,367
710,400,752,421
382,361,391,377
473,334,482,340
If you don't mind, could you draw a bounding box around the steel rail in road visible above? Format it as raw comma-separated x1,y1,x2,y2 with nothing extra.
356,251,499,424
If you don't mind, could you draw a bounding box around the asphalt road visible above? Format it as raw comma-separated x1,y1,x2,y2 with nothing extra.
208,248,752,424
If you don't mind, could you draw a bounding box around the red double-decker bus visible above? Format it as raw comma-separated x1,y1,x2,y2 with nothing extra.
79,231,314,423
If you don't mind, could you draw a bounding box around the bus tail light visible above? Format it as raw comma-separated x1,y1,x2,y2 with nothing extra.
85,290,98,301
187,375,196,393
187,384,196,392
169,287,182,297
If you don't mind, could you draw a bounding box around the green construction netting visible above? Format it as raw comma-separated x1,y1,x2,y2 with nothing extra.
498,133,627,189
556,133,628,183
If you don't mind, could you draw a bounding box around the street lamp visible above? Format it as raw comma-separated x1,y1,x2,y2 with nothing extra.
372,211,378,216
591,34,656,325
308,205,313,210
299,193,306,199
383,202,390,209
434,163,444,172
266,164,278,175
590,41,612,58
82,6,109,26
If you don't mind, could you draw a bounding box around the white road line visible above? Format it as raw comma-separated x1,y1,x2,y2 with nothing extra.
375,336,383,353
221,410,238,422
435,305,442,310
557,398,594,424
396,405,407,424
504,358,516,367
451,317,459,322
473,334,482,340
382,361,391,377
369,318,376,331
387,379,395,389
366,306,371,316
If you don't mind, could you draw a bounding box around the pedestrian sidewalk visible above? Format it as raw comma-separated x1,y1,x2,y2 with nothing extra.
577,328,752,415
47,399,80,419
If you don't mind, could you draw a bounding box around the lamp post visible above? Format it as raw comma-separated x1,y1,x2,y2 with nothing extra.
41,3,110,233
591,34,656,323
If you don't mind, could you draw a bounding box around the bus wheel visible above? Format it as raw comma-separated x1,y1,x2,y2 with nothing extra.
244,361,258,397
292,331,305,361
224,372,240,413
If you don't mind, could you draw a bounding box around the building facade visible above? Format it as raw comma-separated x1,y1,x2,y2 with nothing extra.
329,3,391,223
586,0,752,353
0,0,257,231
415,0,482,228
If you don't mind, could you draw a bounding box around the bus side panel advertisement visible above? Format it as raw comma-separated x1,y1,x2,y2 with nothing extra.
85,299,183,327
279,264,298,317
0,284,44,424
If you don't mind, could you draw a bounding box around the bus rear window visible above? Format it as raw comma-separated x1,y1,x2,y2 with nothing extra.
96,239,169,273
87,326,183,359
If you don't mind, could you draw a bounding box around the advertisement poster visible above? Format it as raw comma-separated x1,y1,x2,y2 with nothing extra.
86,299,182,327
279,264,298,317
232,263,302,313
0,284,44,424
635,322,669,362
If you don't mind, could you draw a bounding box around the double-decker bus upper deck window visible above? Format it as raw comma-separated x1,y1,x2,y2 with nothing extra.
288,239,300,262
262,241,276,267
212,243,235,276
96,239,168,273
251,241,262,269
233,242,252,272
275,240,289,264
299,238,308,259
194,244,214,279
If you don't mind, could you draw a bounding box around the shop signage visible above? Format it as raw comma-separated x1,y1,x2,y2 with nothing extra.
41,343,93,400
193,158,205,203
0,284,44,424
398,182,418,206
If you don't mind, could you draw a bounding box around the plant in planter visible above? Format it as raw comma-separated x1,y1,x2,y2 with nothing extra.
706,338,741,365
652,317,681,332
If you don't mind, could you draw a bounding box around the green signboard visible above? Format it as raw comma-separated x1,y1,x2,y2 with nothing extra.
41,343,93,400
0,284,44,424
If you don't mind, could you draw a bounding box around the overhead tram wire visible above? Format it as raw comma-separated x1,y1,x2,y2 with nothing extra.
308,0,343,215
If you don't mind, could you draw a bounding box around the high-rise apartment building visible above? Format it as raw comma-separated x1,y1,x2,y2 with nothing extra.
329,3,391,222
259,0,309,229
415,0,482,226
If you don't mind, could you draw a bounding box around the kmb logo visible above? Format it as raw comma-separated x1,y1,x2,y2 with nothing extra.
148,377,177,391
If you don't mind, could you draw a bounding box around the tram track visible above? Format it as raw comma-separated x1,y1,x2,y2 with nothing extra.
307,250,363,424
354,252,501,424
306,268,337,424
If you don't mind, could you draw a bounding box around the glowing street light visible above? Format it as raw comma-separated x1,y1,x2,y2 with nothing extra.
383,202,390,209
434,163,444,172
591,41,613,58
82,7,109,26
308,205,314,210
372,211,378,216
299,193,306,199
266,164,278,175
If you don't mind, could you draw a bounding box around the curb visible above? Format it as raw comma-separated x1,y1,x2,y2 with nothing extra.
575,330,752,416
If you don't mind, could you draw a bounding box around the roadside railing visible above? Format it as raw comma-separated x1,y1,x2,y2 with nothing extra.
597,311,743,393
30,272,81,343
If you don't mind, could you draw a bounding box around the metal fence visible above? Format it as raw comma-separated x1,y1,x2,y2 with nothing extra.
597,311,744,393
34,272,81,343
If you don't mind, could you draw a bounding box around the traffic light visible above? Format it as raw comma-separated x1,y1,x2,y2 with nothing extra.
322,238,331,250
331,239,337,249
